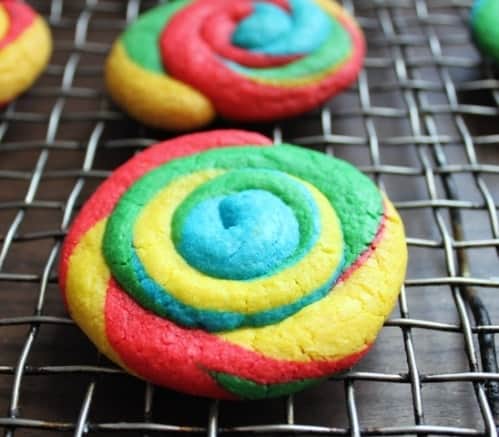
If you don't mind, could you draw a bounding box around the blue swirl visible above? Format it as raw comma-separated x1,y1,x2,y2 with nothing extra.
124,171,344,331
130,252,344,332
232,0,332,55
177,190,300,280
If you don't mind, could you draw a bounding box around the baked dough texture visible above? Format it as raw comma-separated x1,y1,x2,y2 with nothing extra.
0,0,52,103
105,0,365,131
59,130,407,399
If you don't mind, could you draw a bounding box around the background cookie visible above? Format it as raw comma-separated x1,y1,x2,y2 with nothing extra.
105,0,365,131
60,130,407,400
471,0,499,63
0,0,52,104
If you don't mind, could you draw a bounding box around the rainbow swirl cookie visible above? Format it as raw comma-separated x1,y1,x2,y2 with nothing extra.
471,0,499,63
105,0,365,131
0,0,52,104
60,130,407,400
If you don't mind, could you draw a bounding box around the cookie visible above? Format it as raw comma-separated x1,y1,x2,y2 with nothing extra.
0,0,52,104
105,0,365,131
59,130,407,400
471,0,499,63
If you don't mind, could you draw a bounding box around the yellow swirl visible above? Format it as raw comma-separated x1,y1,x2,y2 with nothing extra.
0,17,52,102
133,170,344,314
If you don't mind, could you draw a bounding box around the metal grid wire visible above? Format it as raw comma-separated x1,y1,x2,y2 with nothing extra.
1,0,499,435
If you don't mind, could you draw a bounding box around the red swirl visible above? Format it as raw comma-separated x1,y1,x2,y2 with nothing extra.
105,278,370,398
0,0,36,51
200,0,300,68
160,0,365,121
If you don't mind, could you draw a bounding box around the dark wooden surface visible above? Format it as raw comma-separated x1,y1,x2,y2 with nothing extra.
1,0,499,436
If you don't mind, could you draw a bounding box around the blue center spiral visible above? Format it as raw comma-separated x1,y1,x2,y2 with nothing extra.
177,189,300,280
231,0,333,55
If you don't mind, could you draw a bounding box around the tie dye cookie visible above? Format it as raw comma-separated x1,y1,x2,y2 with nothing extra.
471,0,499,63
0,0,52,104
59,130,407,400
105,0,365,131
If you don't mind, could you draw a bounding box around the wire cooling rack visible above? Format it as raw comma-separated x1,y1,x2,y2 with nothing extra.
1,0,499,435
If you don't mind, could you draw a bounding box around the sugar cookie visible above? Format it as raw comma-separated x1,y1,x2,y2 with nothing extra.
105,0,365,131
60,130,407,399
0,0,52,103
